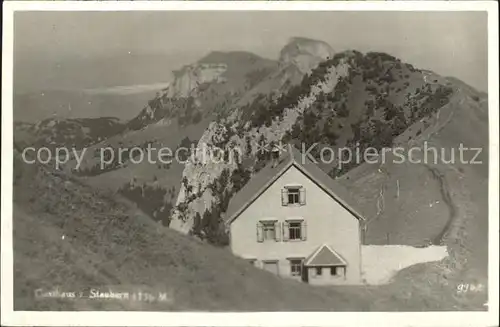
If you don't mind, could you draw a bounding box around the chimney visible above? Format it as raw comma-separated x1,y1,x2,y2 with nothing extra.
271,148,280,168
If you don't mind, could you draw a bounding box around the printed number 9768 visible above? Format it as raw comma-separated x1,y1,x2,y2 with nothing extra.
457,283,484,293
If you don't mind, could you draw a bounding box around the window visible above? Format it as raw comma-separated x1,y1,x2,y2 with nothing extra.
283,220,307,241
289,222,302,240
288,188,300,204
289,259,303,277
331,266,345,277
257,221,280,242
316,267,322,275
263,221,276,240
281,186,306,206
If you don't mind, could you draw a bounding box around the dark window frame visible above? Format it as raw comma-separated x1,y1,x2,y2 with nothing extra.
284,219,306,241
287,188,300,204
288,221,302,240
288,258,303,277
282,185,306,206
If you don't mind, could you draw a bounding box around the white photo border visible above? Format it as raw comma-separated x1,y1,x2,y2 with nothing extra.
2,1,498,326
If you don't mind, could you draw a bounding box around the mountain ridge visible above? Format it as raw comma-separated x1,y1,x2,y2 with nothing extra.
13,37,488,248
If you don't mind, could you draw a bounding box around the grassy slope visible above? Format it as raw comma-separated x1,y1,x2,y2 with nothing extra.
334,84,489,310
79,118,210,189
13,132,488,311
14,155,373,311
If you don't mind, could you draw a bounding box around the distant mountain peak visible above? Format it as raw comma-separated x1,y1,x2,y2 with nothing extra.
279,37,335,73
286,36,331,45
198,51,267,64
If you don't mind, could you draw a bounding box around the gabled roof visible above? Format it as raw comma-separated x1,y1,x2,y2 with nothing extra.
224,144,367,224
304,244,347,267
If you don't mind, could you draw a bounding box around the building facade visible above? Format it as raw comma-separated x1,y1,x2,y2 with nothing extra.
225,146,365,285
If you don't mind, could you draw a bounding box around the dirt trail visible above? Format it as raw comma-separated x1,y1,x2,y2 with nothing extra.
424,164,457,245
419,87,466,245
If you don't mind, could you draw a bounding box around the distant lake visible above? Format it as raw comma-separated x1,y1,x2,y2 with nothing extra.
13,83,171,123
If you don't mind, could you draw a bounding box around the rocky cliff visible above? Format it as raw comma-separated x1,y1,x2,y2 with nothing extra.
167,63,228,98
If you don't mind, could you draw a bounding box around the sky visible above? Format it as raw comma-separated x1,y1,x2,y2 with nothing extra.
14,11,488,92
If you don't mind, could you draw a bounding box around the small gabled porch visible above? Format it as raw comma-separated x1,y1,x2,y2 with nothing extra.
302,244,348,285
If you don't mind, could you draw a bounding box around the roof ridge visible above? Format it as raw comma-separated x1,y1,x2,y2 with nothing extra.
291,159,366,221
224,143,366,225
304,243,347,267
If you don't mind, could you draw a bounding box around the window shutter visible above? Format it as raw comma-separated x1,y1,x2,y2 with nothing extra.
256,222,264,242
274,221,281,242
299,188,306,205
281,189,289,206
301,221,307,241
282,221,289,241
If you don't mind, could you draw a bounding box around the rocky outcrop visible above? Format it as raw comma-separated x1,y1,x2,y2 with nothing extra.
166,63,227,98
279,37,335,74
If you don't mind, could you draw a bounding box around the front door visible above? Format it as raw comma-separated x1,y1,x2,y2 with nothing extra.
301,265,309,283
263,261,279,275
